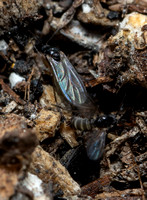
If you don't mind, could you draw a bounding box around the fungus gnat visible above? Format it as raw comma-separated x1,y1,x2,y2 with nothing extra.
41,45,110,161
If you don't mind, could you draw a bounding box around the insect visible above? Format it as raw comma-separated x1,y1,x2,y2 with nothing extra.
41,45,93,110
41,45,107,161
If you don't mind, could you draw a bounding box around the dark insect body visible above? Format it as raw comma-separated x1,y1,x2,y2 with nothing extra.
42,45,108,161
94,114,117,128
72,114,117,131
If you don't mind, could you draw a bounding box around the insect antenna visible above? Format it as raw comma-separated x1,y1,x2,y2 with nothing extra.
46,28,60,44
50,103,72,111
27,30,51,54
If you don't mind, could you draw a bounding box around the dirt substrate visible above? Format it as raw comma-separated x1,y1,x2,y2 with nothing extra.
0,1,147,200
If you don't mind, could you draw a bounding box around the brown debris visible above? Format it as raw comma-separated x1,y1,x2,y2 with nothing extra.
97,113,146,199
29,146,81,196
105,126,140,158
93,0,105,18
39,85,58,108
77,6,118,26
0,0,146,199
96,12,147,92
0,168,18,200
0,114,38,200
0,79,25,105
94,188,145,200
0,114,38,168
86,77,113,87
108,0,147,14
2,101,17,113
65,195,92,200
0,0,42,36
24,66,35,101
81,175,112,198
51,0,84,31
60,121,79,148
35,109,61,141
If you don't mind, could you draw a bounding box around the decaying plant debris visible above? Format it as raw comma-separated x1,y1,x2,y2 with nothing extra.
0,0,146,199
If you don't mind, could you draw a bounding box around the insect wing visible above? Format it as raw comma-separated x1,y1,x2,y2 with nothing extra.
86,130,107,161
47,51,90,108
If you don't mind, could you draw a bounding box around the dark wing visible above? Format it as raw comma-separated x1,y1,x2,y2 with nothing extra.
86,130,107,161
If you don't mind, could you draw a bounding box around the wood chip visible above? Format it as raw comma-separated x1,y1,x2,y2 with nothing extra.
29,146,81,196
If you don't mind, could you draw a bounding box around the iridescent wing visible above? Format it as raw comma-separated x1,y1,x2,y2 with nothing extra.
86,130,107,161
46,51,92,108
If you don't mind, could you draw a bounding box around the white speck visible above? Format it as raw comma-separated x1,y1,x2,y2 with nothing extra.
71,26,81,35
82,4,91,13
46,3,51,10
9,72,25,88
0,40,8,51
30,113,36,120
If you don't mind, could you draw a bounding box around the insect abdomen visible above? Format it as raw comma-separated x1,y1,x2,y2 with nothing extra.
72,117,92,131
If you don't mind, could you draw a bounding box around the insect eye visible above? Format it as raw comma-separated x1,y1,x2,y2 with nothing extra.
41,45,61,61
50,50,60,61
